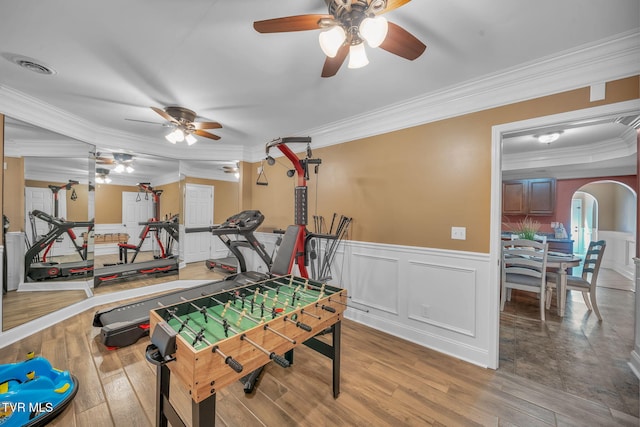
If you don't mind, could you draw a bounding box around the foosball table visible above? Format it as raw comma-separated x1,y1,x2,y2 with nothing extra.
145,274,347,427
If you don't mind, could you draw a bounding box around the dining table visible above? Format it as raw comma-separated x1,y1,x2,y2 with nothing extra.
546,252,582,317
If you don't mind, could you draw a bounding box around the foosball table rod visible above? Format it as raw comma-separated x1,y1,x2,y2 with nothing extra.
206,294,298,344
240,334,290,368
159,304,244,373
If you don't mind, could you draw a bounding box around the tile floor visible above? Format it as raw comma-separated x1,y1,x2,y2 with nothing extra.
499,268,639,418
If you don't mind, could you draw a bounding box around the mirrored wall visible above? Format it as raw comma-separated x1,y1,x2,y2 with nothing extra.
2,117,243,330
3,117,95,330
91,150,180,294
178,160,241,281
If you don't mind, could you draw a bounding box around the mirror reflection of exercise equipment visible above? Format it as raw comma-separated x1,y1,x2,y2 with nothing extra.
94,183,179,286
24,180,94,282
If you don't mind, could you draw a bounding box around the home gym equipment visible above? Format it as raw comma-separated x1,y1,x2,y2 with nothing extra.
264,136,322,279
92,222,302,349
145,274,345,427
0,352,78,427
185,210,272,275
94,183,179,285
309,213,352,281
93,215,179,286
24,210,94,281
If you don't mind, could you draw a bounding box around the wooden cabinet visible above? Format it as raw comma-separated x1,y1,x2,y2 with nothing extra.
502,178,556,216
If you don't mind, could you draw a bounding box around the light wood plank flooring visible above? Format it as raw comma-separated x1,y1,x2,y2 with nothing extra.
0,306,637,425
1,267,638,425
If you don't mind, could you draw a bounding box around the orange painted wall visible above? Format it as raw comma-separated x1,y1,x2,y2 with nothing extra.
250,76,640,253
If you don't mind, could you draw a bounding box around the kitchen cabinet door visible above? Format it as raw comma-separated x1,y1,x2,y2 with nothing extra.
502,180,527,215
528,178,556,215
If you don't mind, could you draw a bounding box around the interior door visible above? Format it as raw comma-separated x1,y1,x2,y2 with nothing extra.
25,187,72,256
184,183,213,263
122,192,154,252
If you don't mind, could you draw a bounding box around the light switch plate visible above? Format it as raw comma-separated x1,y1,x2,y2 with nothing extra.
451,226,466,240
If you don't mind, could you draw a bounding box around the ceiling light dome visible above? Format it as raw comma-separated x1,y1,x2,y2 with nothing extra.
538,132,561,144
359,16,388,48
348,42,369,69
319,26,346,57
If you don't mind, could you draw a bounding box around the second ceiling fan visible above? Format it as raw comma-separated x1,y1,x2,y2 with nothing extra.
254,0,426,77
151,106,222,144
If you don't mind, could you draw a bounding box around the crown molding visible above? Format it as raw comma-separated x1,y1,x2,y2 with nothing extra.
503,127,638,171
248,30,640,162
1,31,638,164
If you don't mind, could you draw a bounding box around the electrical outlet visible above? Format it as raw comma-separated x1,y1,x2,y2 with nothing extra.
451,226,466,240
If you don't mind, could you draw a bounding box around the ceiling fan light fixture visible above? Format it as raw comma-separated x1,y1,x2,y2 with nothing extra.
185,133,197,145
165,131,178,144
538,132,561,144
348,43,369,69
125,165,135,173
114,164,125,173
319,25,346,57
359,16,388,48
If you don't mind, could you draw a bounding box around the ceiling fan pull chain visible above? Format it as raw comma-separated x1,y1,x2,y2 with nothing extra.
136,193,141,202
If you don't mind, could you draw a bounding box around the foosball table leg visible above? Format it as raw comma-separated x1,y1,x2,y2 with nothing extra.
192,392,216,427
333,321,341,399
156,364,170,427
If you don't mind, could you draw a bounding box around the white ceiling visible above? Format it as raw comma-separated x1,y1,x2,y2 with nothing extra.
1,0,639,182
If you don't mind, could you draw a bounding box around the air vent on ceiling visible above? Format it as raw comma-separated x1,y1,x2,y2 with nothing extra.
2,53,56,75
615,114,640,130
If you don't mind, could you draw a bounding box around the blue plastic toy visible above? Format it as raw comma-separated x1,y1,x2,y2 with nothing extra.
0,353,78,427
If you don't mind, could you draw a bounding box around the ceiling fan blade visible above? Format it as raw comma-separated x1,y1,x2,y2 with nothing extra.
151,106,178,124
192,121,222,130
125,118,165,125
253,14,332,33
194,129,221,141
321,44,349,78
379,22,426,60
380,0,412,14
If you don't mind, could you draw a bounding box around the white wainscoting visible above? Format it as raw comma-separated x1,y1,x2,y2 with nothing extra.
5,232,25,291
598,230,636,280
254,232,494,368
0,232,496,368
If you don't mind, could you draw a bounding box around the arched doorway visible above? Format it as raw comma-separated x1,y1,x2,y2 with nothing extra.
573,180,637,280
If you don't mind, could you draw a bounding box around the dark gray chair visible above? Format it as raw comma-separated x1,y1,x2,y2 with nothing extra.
546,240,606,321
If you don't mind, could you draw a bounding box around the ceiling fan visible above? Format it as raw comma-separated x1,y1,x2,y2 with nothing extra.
223,163,240,174
253,0,426,77
150,106,222,144
95,152,136,173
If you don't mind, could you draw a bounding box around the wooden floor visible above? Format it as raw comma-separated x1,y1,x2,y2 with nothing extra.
2,258,220,330
0,304,638,425
500,268,639,420
0,313,637,427
1,267,638,426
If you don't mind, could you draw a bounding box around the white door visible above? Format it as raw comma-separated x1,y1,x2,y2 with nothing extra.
25,187,73,256
122,192,154,252
184,184,214,263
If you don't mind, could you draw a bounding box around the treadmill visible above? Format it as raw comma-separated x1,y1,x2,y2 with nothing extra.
92,221,300,349
189,210,273,274
25,210,94,281
94,217,179,286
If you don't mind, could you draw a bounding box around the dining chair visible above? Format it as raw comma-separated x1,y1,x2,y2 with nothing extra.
546,240,606,321
501,239,549,321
